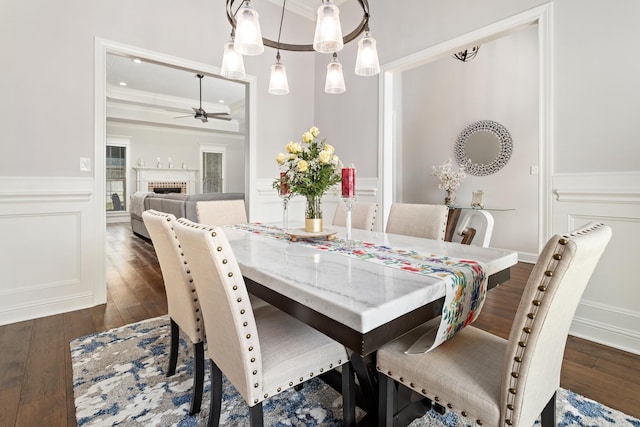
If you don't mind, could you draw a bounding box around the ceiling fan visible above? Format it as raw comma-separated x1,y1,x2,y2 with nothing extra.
176,74,231,122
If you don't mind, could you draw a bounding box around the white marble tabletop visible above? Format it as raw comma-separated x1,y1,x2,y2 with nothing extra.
224,223,518,335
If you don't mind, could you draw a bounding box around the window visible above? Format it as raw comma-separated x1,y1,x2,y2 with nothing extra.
106,140,129,211
201,146,226,193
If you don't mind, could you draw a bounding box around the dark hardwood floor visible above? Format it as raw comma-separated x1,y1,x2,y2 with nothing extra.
0,222,638,426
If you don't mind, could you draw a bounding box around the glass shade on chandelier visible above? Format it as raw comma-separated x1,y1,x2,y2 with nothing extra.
224,0,379,94
233,1,264,56
221,40,246,79
313,0,343,54
354,31,380,76
325,54,346,94
268,54,289,95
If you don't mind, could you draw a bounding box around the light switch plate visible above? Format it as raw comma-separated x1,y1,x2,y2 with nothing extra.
80,157,91,172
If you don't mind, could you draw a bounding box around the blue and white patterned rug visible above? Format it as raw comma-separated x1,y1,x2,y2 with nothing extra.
70,316,639,426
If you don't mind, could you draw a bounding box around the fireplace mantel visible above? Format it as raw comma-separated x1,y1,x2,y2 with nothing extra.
134,167,199,194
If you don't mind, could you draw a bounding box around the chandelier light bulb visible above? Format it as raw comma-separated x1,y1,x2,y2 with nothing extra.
313,0,344,53
234,1,264,56
355,31,380,76
221,41,246,79
325,54,346,94
268,54,289,95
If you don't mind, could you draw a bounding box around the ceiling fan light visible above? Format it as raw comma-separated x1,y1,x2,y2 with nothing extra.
269,57,289,95
325,54,346,94
355,32,380,76
221,41,246,79
234,1,264,56
313,0,343,53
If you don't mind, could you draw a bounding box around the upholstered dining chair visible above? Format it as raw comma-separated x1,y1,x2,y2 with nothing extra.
142,210,205,415
196,199,248,226
332,200,378,231
385,203,449,240
173,218,356,427
376,222,612,427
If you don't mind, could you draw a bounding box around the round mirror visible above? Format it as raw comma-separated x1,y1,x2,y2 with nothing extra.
454,120,512,176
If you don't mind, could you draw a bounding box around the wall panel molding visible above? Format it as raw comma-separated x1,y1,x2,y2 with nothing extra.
0,176,103,326
553,171,640,354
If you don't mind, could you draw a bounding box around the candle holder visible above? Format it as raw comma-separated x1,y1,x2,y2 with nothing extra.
279,194,290,231
342,196,357,248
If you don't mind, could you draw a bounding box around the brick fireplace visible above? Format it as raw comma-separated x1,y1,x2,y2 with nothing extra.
135,167,198,194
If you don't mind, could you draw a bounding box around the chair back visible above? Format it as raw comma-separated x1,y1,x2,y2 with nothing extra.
196,199,248,226
500,222,612,426
142,210,203,344
451,209,495,247
332,200,378,231
173,218,263,405
385,203,449,240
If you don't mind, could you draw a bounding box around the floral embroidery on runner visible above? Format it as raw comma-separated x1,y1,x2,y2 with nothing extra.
230,223,487,352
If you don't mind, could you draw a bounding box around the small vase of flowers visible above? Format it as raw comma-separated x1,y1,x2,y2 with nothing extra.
432,159,466,206
274,126,343,232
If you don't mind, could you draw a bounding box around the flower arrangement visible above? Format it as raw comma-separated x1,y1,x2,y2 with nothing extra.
432,158,466,191
273,126,343,228
432,159,466,205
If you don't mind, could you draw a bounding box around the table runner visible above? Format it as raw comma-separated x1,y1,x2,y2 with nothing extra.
230,223,487,353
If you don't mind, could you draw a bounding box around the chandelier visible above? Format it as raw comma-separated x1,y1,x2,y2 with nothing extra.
221,0,380,95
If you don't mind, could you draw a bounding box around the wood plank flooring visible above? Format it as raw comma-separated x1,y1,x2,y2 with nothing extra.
0,222,638,426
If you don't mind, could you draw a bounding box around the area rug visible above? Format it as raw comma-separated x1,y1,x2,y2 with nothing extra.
70,316,639,426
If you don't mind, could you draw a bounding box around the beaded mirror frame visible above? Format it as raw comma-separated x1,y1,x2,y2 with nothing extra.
454,120,513,176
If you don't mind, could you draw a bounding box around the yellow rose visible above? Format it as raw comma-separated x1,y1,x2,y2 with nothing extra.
290,153,297,160
318,150,332,164
297,160,309,172
302,132,313,143
275,152,287,165
310,126,320,138
286,141,297,153
324,143,335,155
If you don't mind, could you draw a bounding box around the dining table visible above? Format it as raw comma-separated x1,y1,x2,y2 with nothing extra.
223,222,518,425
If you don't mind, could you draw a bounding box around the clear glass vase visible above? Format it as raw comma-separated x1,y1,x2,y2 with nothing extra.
305,195,323,232
444,190,456,207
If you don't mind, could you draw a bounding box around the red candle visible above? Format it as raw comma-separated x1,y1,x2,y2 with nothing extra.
279,171,289,196
342,167,355,197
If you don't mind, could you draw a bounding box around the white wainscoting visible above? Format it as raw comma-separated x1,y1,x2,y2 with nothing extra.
253,177,380,229
553,171,640,354
0,176,104,325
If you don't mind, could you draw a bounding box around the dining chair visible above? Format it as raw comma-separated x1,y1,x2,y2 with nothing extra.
196,199,248,226
332,200,378,231
451,209,495,247
142,210,205,415
173,218,356,427
385,203,449,240
376,222,612,427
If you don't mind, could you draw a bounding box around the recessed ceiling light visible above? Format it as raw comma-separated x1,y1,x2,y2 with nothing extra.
119,82,127,86
219,99,225,103
132,58,142,63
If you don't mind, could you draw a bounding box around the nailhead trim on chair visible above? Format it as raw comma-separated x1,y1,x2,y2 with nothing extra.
146,210,204,343
175,217,348,406
502,223,604,426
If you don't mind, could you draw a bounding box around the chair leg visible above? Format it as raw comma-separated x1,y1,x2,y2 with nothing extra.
249,403,264,427
207,360,223,427
167,318,179,377
540,391,556,427
377,371,395,427
342,362,356,426
189,341,205,415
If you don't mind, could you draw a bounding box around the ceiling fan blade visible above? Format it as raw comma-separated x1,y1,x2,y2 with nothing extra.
174,114,193,118
208,115,232,121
